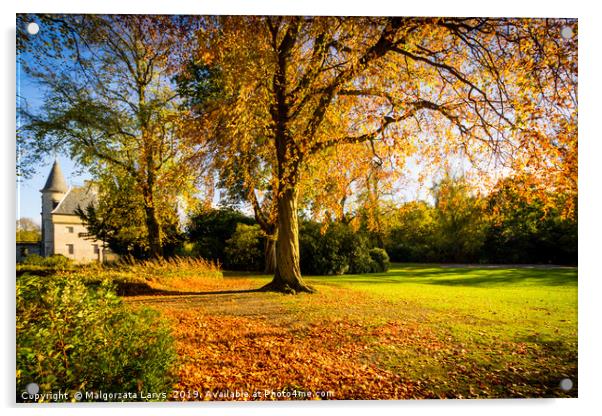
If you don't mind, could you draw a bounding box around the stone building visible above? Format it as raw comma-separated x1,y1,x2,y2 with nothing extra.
38,160,111,263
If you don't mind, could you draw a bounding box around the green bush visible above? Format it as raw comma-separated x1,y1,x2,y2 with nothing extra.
299,221,390,275
224,223,264,271
369,248,390,272
16,274,176,402
21,254,72,270
349,247,378,274
300,221,351,275
186,207,256,263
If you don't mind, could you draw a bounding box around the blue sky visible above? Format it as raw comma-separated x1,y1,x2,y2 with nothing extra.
16,51,91,225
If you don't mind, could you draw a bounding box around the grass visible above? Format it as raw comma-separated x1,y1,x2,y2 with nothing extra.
17,256,224,295
122,263,577,400
304,264,577,398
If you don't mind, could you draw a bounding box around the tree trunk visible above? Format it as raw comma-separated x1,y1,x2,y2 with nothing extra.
261,187,314,293
144,205,163,258
141,149,163,258
263,233,277,274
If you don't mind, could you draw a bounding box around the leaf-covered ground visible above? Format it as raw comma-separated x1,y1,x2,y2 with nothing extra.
125,264,578,400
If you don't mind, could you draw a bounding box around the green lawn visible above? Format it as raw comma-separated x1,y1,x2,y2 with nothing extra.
130,263,578,399
305,264,578,397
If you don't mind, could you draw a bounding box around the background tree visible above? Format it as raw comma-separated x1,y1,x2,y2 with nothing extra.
482,175,577,264
18,15,206,257
176,60,281,273
16,218,41,242
185,206,256,264
302,141,402,231
75,164,185,258
217,166,279,274
382,174,577,265
195,16,576,293
431,175,487,262
385,201,438,262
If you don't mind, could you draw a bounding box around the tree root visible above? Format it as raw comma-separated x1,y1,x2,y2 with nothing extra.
259,279,316,294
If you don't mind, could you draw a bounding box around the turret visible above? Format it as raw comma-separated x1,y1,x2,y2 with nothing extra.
40,160,68,256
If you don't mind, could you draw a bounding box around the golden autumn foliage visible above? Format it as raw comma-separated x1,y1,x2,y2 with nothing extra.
192,17,576,292
19,15,577,290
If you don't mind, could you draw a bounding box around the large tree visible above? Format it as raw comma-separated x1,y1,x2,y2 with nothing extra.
75,163,184,258
176,60,281,273
18,15,206,257
194,16,576,293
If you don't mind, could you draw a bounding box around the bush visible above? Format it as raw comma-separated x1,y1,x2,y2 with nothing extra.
369,248,390,272
299,221,390,275
21,254,72,270
224,223,264,271
186,207,256,263
349,248,378,274
16,274,176,402
300,221,351,275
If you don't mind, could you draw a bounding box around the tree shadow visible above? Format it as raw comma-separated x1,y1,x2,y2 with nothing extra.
113,281,262,297
221,270,270,278
322,265,577,288
422,270,577,287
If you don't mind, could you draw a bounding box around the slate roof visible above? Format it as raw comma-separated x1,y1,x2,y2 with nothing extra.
41,160,68,193
52,186,97,216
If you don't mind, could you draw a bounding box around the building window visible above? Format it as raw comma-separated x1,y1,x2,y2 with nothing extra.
67,244,74,255
67,226,74,233
93,244,99,254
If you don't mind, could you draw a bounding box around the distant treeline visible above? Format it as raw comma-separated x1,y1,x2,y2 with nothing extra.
87,176,576,272
182,178,576,273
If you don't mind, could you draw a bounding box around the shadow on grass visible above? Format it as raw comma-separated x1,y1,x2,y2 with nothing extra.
112,280,262,297
221,270,270,278
319,265,577,288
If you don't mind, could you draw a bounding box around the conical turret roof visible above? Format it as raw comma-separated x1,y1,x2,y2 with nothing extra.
41,160,68,193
